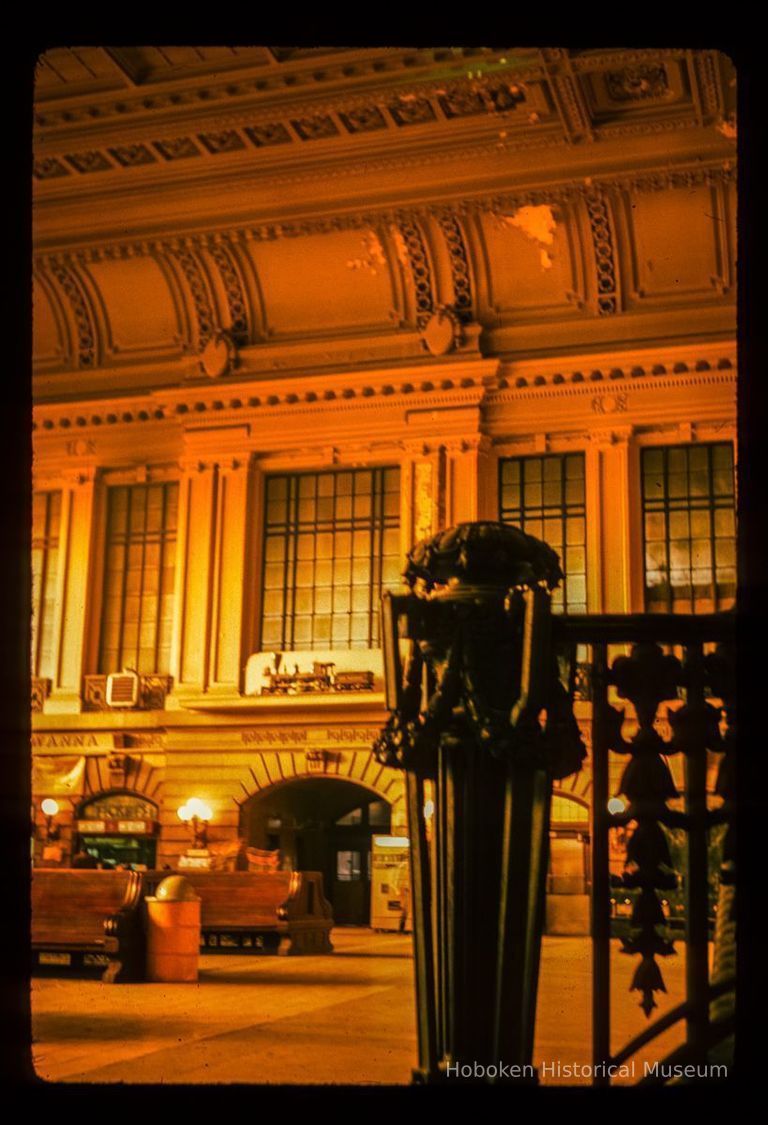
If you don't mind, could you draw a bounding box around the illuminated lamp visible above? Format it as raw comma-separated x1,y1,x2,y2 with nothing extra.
607,796,626,816
41,798,60,840
178,798,213,848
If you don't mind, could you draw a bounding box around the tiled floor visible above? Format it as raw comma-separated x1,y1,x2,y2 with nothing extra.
32,929,690,1086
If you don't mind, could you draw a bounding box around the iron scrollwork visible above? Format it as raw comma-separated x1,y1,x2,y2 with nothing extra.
374,521,586,781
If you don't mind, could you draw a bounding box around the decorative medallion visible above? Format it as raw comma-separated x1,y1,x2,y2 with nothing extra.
605,65,670,101
199,331,237,378
421,307,461,357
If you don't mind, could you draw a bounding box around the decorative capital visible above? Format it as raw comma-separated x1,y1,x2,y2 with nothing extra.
589,424,634,447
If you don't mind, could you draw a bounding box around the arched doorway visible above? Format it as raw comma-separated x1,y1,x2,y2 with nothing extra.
240,778,391,925
75,791,159,870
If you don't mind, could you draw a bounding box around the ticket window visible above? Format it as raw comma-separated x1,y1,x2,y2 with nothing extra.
76,793,158,870
79,834,157,871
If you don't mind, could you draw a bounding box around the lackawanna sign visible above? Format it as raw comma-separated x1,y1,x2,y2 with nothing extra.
32,733,124,749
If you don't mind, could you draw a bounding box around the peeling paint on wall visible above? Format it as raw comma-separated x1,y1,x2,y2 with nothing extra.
500,204,557,270
346,230,387,276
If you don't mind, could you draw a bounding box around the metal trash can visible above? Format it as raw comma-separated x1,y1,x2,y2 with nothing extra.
145,875,201,982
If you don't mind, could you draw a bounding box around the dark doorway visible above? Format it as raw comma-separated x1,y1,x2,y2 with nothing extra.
241,778,391,925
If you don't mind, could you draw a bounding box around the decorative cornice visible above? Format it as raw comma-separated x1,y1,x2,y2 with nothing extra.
569,48,688,73
31,355,734,437
491,362,735,404
32,162,735,265
34,48,515,133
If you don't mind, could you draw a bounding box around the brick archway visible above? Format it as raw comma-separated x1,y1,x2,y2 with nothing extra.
234,747,405,828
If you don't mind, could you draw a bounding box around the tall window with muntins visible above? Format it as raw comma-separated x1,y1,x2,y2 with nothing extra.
261,467,401,651
642,443,735,614
99,482,179,674
499,454,587,613
32,490,62,678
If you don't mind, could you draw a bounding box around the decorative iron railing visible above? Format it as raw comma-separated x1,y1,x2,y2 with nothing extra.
552,612,736,1085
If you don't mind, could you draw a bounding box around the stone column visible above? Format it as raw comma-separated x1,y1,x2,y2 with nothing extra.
49,468,98,712
170,458,218,698
589,425,635,613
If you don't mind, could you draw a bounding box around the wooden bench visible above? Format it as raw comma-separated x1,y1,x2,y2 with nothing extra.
32,869,146,983
146,870,333,955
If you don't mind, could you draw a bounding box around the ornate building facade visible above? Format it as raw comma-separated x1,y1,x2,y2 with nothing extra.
31,46,737,926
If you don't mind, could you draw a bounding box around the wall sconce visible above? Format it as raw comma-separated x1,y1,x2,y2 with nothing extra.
178,798,213,849
41,798,60,841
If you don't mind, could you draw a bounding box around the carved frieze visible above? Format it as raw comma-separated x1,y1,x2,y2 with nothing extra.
244,123,293,147
109,144,157,167
436,213,473,322
291,115,339,140
584,192,619,315
198,130,246,154
66,150,113,174
172,247,215,348
154,137,201,161
339,107,388,133
31,678,51,713
393,217,435,328
34,157,69,180
388,98,436,127
47,261,96,368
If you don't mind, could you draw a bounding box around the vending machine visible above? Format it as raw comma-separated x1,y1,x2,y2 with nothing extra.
370,835,412,932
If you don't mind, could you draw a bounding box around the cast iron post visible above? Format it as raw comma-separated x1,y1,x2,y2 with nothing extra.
374,522,585,1084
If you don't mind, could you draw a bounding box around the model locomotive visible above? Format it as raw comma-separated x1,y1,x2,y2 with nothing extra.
261,657,374,695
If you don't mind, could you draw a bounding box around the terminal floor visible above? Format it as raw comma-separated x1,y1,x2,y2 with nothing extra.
32,930,690,1086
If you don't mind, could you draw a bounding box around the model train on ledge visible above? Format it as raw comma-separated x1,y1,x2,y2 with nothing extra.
261,655,374,695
